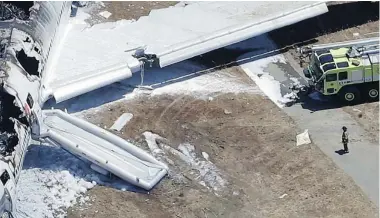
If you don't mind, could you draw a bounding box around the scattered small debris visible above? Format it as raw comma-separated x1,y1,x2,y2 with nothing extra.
109,113,133,131
224,109,232,115
296,129,311,146
279,193,288,199
99,11,112,19
352,108,363,118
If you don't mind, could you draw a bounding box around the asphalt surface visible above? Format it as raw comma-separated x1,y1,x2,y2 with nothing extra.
244,53,380,206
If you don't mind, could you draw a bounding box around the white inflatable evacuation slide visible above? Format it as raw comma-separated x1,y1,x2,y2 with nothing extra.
0,1,329,196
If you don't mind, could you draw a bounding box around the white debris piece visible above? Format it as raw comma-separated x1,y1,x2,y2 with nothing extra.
110,113,133,131
283,92,298,101
224,109,232,115
177,143,226,192
296,129,312,146
142,132,226,192
99,11,112,19
202,152,209,161
143,131,165,155
279,193,288,199
290,77,301,86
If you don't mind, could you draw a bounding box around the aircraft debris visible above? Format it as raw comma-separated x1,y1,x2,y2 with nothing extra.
224,109,232,115
110,113,133,131
99,11,112,19
0,2,32,21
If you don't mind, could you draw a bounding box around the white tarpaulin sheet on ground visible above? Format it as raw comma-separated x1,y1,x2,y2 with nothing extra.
296,129,312,146
45,1,328,103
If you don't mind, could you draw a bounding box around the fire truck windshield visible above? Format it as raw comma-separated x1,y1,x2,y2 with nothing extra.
310,54,323,80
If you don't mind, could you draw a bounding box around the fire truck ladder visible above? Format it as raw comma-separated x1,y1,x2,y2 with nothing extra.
298,37,380,55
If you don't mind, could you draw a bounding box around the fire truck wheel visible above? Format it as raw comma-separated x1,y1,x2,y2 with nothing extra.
339,86,360,104
367,87,379,101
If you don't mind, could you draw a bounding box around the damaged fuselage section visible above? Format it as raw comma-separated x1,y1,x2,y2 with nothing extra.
0,90,28,156
0,3,45,214
0,1,34,21
0,27,41,175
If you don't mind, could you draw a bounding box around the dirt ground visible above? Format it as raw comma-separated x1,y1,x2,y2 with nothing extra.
82,1,177,25
103,1,177,21
67,2,379,218
69,91,378,218
343,102,379,144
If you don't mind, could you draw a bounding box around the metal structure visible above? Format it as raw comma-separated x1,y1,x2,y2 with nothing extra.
0,1,330,217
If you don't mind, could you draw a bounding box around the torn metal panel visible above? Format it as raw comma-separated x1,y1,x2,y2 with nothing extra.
20,2,71,79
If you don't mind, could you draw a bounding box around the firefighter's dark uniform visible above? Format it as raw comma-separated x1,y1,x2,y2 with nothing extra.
342,131,349,153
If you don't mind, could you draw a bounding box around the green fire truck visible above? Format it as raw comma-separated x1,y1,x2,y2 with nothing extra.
299,37,379,103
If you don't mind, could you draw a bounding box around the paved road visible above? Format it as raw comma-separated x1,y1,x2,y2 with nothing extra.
245,52,379,206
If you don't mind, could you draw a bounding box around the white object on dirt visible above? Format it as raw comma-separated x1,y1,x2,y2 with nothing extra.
202,152,209,161
353,32,360,37
279,193,288,198
352,108,362,113
296,129,311,146
224,109,232,115
110,113,134,131
99,11,112,19
143,131,165,155
177,143,226,192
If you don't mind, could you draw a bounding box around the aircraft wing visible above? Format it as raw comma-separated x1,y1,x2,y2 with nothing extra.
42,1,328,103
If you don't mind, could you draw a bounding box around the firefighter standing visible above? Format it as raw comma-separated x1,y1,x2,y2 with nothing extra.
342,126,349,153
